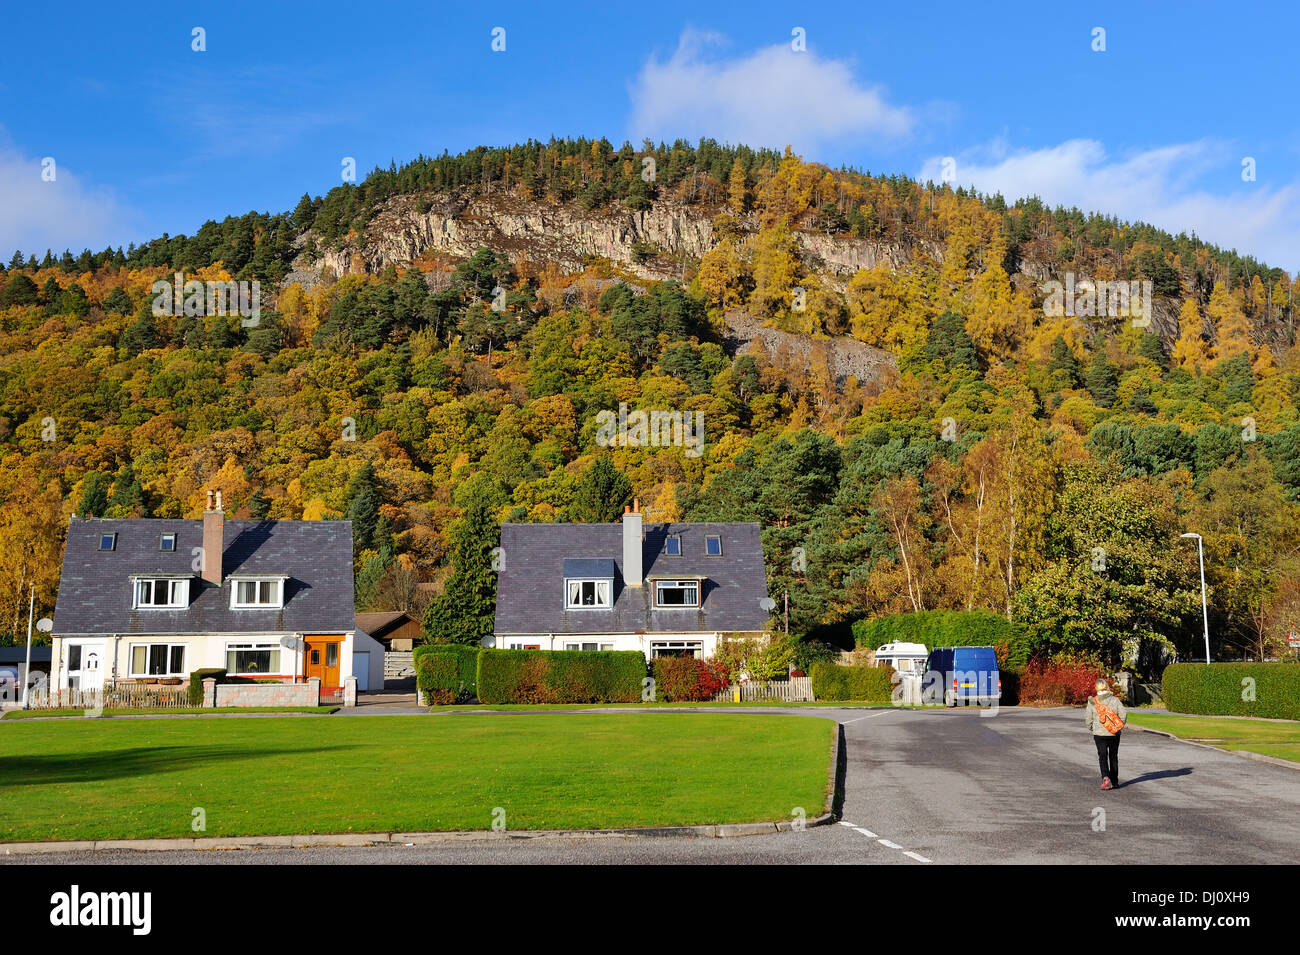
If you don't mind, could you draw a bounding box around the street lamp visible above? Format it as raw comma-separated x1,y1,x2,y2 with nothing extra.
1180,532,1211,664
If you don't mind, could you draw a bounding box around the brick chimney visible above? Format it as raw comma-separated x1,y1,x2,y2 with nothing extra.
622,497,642,588
202,489,225,586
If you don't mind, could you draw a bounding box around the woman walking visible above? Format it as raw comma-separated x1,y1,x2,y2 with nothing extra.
1086,678,1127,790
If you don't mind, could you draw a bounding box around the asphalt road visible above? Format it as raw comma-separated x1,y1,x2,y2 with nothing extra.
6,706,1299,865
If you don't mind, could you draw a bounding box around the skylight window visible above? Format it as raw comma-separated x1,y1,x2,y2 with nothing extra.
160,533,176,552
705,535,722,556
98,533,116,551
664,535,681,556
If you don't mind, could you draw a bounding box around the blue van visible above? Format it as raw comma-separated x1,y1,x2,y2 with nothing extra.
927,646,1001,706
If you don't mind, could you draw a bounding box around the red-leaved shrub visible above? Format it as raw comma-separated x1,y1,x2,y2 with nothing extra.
1018,656,1108,706
652,656,729,702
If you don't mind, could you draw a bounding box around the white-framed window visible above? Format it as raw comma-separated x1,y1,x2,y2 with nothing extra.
705,535,723,556
664,535,681,556
133,577,189,609
651,640,704,659
129,643,187,677
563,642,614,651
225,641,282,675
160,533,176,552
230,577,283,608
655,579,700,608
565,578,611,609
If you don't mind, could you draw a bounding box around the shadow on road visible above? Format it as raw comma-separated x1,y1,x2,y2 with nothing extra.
1120,768,1192,788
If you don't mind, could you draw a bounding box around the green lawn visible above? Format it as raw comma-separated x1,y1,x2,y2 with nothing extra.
1128,712,1300,762
0,713,834,843
2,707,338,719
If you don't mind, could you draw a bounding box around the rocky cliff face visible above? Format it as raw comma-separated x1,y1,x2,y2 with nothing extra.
289,189,919,289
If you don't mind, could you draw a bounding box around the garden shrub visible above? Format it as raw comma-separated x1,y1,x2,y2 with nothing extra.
1017,656,1108,706
810,662,894,702
188,668,226,706
476,649,647,704
651,656,728,702
413,644,479,702
1162,662,1300,720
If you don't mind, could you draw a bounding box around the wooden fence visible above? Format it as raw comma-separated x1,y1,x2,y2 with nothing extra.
713,676,814,703
28,683,194,710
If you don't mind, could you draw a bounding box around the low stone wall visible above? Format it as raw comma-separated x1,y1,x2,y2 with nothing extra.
210,678,320,708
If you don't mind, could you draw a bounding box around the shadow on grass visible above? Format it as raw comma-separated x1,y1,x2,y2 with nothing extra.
1119,768,1192,788
0,744,358,787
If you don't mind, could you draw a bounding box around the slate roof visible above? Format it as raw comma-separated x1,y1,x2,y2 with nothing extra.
52,517,355,636
495,521,771,635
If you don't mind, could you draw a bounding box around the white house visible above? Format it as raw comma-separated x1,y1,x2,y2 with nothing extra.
492,500,772,660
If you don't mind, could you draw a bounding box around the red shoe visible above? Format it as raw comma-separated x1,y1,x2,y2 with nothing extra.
1101,778,1113,790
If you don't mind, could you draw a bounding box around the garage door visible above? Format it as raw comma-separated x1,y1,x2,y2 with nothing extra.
354,651,369,692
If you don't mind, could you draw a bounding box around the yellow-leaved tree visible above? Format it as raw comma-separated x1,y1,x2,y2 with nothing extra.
1171,298,1212,373
1209,281,1254,362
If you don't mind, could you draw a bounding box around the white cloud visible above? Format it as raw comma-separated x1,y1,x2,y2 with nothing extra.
629,30,913,152
921,139,1300,272
0,132,141,258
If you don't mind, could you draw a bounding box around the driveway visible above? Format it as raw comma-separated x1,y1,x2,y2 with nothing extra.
6,706,1299,864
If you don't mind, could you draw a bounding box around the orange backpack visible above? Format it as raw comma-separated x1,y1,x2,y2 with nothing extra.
1095,698,1125,734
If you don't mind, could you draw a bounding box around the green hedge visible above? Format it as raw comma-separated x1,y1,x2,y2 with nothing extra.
188,668,226,706
810,662,894,702
413,644,479,703
1162,663,1300,720
476,649,647,704
852,610,1032,669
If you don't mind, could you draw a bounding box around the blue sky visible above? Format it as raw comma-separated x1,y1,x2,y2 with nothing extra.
2,0,1298,270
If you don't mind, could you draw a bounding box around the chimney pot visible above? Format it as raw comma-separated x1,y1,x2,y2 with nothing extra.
206,489,214,510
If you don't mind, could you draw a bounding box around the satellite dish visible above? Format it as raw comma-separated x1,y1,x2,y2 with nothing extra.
759,597,776,612
279,635,299,649
479,634,496,649
36,618,53,633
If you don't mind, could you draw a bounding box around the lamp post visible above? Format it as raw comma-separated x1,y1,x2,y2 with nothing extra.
1180,532,1211,664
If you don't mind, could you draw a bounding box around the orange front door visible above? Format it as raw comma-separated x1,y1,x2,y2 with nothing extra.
303,637,341,690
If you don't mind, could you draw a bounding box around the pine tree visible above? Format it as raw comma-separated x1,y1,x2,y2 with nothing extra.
568,457,632,523
421,498,499,645
1084,344,1118,408
1046,334,1081,389
79,472,111,518
344,462,382,555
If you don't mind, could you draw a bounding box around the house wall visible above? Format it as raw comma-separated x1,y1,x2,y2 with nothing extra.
352,629,386,692
49,631,358,689
492,631,768,660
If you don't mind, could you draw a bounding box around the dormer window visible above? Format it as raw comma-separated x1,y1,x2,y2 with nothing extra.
705,535,723,556
160,533,176,552
655,579,700,607
566,579,611,609
664,535,681,556
231,577,284,609
99,533,116,551
133,577,189,609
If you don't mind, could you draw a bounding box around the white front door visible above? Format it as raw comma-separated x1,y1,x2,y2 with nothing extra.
65,641,106,691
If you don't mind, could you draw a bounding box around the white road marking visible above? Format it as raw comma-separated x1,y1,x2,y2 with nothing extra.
840,819,931,862
840,712,891,724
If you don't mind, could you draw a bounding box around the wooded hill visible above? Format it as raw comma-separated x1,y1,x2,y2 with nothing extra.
1,138,1297,674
